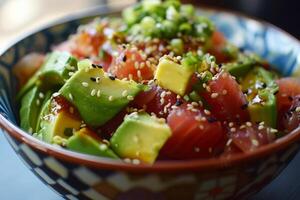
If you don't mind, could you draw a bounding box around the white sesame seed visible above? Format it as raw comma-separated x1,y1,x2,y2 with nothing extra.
91,89,96,96
39,92,44,99
204,109,211,115
124,158,131,163
97,90,101,97
240,125,246,129
68,72,74,76
230,127,236,132
122,90,128,97
222,90,228,95
199,125,204,130
270,128,278,133
134,62,139,69
246,122,252,127
252,139,259,146
127,95,134,101
69,93,74,101
259,121,265,126
296,107,300,112
229,122,234,127
52,92,60,97
226,139,233,146
211,93,219,98
82,82,89,87
99,144,107,151
137,70,142,78
132,159,141,165
109,96,114,101
194,147,200,152
258,125,264,130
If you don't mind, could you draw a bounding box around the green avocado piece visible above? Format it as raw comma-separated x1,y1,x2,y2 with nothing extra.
17,51,77,100
110,112,172,164
242,67,278,127
59,66,142,127
223,53,264,80
36,99,82,143
67,128,119,159
20,87,41,133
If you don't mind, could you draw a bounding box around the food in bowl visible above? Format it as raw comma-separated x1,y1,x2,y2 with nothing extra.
16,0,300,165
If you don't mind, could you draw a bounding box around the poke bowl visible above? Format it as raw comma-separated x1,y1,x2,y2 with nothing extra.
0,1,300,200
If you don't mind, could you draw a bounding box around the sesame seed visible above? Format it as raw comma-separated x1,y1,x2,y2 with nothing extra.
230,127,236,132
92,63,103,68
97,90,101,97
132,159,141,165
204,109,211,115
258,125,264,130
222,90,228,95
296,107,300,112
52,92,60,97
140,62,145,68
194,147,200,152
246,122,252,127
229,122,234,127
91,89,96,96
127,95,134,101
69,93,74,101
270,128,278,133
199,125,204,130
122,90,128,97
108,74,116,80
68,72,74,76
211,93,219,98
137,70,142,78
252,139,259,146
99,144,108,151
226,139,233,146
39,92,44,99
82,82,89,87
90,77,96,82
240,125,246,129
124,158,131,163
108,96,114,101
134,62,139,69
281,93,287,97
128,74,133,80
206,86,211,92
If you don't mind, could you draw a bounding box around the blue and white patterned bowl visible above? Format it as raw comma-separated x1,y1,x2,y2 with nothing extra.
0,5,300,200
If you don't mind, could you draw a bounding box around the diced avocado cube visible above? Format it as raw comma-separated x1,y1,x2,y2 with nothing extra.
110,112,171,164
59,66,142,127
37,101,82,143
242,67,278,127
18,51,77,99
67,128,118,159
155,58,194,96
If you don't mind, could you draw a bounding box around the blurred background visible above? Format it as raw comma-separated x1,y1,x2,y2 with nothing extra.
0,0,299,199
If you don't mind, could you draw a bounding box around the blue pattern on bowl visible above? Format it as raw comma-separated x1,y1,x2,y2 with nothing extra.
0,7,300,200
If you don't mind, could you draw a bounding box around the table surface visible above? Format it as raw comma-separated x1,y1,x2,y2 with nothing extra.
1,131,300,200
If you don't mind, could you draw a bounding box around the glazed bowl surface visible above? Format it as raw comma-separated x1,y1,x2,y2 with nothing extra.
0,4,300,200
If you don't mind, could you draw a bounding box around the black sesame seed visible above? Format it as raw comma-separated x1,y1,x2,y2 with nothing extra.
92,63,103,69
273,90,279,95
175,99,183,106
218,64,223,67
240,103,248,110
123,55,127,62
288,96,293,101
262,83,267,88
207,117,217,123
109,74,116,80
90,77,96,82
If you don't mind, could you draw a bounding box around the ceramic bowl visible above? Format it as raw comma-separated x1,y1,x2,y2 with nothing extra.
0,5,300,200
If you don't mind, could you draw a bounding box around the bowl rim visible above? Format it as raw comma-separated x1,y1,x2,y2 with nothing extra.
0,3,300,173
